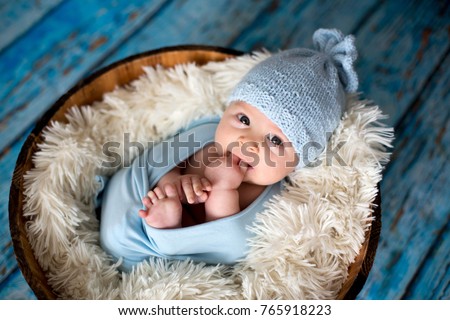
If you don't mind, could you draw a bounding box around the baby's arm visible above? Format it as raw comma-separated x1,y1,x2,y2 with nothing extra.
204,189,240,222
204,155,247,222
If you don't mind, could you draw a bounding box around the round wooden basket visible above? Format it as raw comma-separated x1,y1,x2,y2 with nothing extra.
9,45,381,300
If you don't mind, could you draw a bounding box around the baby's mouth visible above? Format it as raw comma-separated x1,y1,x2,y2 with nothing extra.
239,159,251,170
230,152,253,170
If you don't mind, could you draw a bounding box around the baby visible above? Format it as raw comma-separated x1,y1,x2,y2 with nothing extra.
99,28,358,271
137,99,299,228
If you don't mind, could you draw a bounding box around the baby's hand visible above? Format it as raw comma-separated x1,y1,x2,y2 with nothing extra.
178,174,212,204
204,153,248,190
158,174,212,205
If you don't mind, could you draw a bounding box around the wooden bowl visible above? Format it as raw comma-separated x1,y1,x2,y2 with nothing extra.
9,45,381,300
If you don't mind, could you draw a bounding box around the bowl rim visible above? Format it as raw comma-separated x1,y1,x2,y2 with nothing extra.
8,44,380,300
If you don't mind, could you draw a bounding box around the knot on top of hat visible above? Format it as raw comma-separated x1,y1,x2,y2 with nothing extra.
313,28,358,93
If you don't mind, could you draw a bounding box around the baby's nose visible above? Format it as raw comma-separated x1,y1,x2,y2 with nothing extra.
239,139,260,153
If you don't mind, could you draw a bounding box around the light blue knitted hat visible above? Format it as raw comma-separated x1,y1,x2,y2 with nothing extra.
228,28,358,167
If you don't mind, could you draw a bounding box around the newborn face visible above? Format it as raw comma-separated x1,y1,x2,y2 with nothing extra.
214,101,298,185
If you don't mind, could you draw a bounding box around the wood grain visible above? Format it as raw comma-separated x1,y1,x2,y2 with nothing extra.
0,0,273,291
0,0,168,154
99,0,274,67
359,51,450,299
0,0,62,52
354,0,450,127
0,0,379,297
7,46,237,299
7,46,376,299
403,218,450,299
231,0,379,51
1,0,448,299
0,132,29,284
0,269,37,300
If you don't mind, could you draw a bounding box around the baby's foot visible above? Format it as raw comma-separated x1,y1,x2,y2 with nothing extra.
138,184,183,229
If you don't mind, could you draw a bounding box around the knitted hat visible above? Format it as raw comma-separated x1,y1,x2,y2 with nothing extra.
228,28,358,167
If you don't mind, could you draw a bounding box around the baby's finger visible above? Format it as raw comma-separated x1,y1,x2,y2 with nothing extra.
197,191,208,203
181,177,195,204
191,176,204,196
164,183,183,201
201,178,212,191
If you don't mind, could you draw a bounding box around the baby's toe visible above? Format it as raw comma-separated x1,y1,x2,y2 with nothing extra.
138,209,149,218
153,187,165,200
147,191,159,203
142,196,153,207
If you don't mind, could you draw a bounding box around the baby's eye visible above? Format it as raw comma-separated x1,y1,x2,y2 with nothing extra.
237,114,250,126
266,133,283,147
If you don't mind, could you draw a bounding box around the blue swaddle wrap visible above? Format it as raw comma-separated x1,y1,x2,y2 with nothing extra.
99,116,282,271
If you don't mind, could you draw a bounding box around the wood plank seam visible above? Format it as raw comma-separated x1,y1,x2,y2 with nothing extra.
348,0,382,36
227,0,299,48
0,0,172,156
402,218,450,299
0,0,63,54
1,0,275,295
86,0,173,77
382,46,450,179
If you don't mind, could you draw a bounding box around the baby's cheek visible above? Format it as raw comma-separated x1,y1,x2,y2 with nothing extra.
214,136,230,155
271,147,298,169
267,157,294,181
266,151,281,168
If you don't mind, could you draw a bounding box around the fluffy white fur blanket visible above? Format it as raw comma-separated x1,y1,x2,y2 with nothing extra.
23,52,393,299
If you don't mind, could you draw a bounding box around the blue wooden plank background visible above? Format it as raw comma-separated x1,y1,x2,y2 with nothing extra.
0,0,448,299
